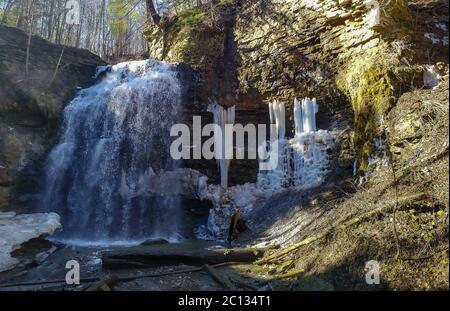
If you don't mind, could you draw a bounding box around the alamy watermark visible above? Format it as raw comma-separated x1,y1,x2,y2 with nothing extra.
365,260,380,285
65,0,80,25
65,260,80,285
170,117,282,171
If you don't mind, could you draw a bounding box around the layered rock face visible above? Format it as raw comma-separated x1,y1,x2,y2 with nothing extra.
0,25,106,211
237,0,427,170
236,0,380,101
144,4,264,186
145,0,448,182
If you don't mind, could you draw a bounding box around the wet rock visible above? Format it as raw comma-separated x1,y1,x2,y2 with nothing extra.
137,168,208,199
140,238,170,246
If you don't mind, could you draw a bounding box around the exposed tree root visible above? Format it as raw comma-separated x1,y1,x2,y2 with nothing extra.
271,268,305,280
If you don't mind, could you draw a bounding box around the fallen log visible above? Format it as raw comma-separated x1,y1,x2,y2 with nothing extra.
228,276,259,291
272,268,305,280
102,247,265,269
0,262,249,289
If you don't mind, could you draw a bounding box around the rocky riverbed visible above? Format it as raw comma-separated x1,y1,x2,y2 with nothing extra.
0,240,275,291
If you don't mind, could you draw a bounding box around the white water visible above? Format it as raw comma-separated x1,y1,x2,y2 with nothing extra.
41,60,184,244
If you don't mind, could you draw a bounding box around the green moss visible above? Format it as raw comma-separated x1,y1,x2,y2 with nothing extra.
295,275,334,291
337,43,398,174
145,1,233,68
334,1,414,175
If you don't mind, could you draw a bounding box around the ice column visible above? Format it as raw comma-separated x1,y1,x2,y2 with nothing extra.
302,97,319,133
208,102,236,188
294,98,304,135
268,100,286,140
294,97,319,134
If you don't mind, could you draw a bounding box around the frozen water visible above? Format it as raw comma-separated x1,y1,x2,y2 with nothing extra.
208,102,236,188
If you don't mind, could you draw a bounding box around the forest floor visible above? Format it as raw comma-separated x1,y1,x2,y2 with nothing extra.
246,79,449,290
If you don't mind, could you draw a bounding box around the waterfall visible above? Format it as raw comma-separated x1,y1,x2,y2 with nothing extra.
41,60,183,244
258,97,332,190
208,102,235,188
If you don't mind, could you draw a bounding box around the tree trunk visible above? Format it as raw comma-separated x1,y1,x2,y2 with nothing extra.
145,0,161,25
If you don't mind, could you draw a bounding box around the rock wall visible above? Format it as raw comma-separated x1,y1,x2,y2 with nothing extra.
144,0,448,182
145,3,267,186
0,25,106,211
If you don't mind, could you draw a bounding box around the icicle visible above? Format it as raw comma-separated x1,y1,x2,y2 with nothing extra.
258,97,332,191
278,101,286,140
268,100,286,140
294,98,304,136
302,97,318,133
268,101,275,124
208,101,235,188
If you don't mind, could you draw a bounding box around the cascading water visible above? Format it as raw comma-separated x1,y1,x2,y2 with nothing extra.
40,60,183,244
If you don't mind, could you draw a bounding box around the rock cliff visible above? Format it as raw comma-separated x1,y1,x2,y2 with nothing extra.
0,25,106,211
145,0,448,184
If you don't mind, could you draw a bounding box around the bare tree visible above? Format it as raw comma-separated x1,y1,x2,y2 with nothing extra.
145,0,160,24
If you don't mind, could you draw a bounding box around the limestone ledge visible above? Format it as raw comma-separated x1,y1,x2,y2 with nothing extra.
0,212,61,272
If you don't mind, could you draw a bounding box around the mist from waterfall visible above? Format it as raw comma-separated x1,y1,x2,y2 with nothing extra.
40,60,183,244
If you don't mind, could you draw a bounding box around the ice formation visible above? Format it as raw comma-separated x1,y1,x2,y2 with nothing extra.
268,100,286,140
294,97,319,134
258,97,332,191
208,102,236,188
203,97,334,238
